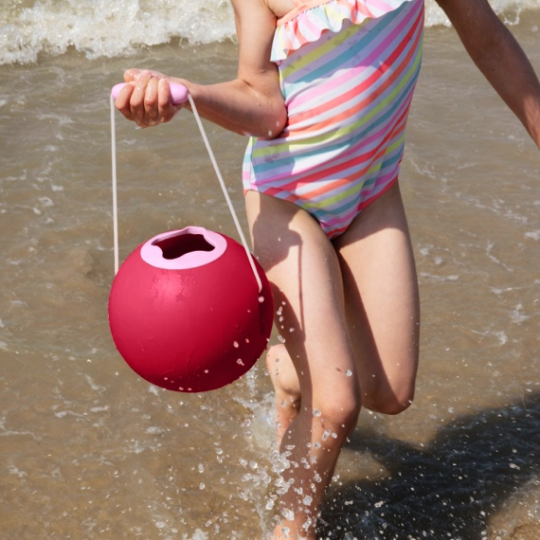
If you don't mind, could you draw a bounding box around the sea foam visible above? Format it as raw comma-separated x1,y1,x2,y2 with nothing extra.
0,0,538,65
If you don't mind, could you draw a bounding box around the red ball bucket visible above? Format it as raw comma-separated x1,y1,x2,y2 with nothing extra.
108,226,273,392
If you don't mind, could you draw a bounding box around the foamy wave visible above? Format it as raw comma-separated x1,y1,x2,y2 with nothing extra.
0,0,539,65
425,0,540,26
0,0,235,65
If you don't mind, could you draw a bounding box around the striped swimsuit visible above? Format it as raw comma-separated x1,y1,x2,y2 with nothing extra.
242,0,424,239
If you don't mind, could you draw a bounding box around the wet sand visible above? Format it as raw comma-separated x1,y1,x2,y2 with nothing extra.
0,15,539,540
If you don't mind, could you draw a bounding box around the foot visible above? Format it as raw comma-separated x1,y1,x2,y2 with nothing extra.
266,344,301,441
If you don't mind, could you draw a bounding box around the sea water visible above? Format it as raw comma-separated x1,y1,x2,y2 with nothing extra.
0,1,539,539
1,0,539,65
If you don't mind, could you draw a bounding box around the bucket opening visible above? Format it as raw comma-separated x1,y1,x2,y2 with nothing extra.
152,233,215,261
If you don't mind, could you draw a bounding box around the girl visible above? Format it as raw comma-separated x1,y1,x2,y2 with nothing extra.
115,1,540,538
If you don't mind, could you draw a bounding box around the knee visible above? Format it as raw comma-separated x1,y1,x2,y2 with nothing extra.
313,393,361,435
364,386,415,416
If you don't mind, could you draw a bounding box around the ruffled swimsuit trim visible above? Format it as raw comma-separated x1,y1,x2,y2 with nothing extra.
272,0,416,61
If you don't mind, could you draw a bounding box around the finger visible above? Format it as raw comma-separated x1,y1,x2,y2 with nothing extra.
123,69,141,83
114,83,136,120
157,79,180,123
144,77,160,125
131,71,152,126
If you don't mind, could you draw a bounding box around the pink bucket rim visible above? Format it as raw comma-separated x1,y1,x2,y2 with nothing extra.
140,227,227,270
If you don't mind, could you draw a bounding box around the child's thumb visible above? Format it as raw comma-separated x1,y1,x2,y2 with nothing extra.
123,69,141,83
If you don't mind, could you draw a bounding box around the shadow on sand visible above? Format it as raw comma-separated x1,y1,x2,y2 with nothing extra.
318,392,540,539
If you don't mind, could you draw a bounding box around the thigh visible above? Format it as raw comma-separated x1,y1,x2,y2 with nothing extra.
245,191,360,408
333,182,420,414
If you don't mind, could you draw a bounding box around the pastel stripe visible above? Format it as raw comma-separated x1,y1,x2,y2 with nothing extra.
243,0,424,239
285,2,422,123
272,0,418,60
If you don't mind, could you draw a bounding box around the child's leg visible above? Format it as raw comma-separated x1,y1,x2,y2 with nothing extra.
264,181,419,425
266,344,301,442
246,191,361,539
245,182,420,539
333,182,420,415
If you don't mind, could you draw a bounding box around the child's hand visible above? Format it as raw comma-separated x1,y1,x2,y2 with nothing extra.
114,69,182,128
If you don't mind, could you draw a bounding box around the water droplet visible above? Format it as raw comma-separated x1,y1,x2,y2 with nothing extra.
345,370,353,377
258,296,265,303
281,509,295,521
303,495,313,506
237,359,245,366
233,341,239,348
199,482,206,490
322,430,331,441
198,464,204,473
313,409,321,417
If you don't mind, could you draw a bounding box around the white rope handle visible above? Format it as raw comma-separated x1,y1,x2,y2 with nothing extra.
186,94,262,293
110,88,262,292
110,95,119,275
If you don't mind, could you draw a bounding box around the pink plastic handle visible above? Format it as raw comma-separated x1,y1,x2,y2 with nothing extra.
111,82,189,105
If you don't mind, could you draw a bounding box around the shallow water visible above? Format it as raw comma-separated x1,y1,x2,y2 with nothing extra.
1,11,540,540
1,0,538,65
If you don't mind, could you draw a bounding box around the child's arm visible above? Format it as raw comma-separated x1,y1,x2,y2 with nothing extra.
114,0,287,139
435,0,540,147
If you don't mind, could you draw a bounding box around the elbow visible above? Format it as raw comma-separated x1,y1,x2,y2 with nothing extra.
257,103,287,140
